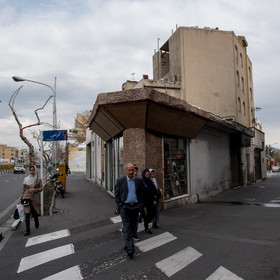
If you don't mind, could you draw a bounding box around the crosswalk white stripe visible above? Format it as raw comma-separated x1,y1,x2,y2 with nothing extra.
42,265,83,280
206,266,244,280
155,246,202,277
136,232,177,252
110,215,122,223
26,229,70,247
17,244,75,273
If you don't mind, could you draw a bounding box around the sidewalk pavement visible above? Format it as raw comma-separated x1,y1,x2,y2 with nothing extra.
40,172,116,233
37,172,280,234
203,173,280,206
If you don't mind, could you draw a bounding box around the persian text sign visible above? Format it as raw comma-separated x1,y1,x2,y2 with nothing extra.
43,130,68,141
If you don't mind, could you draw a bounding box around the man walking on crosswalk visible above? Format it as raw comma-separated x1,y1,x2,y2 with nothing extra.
114,162,144,258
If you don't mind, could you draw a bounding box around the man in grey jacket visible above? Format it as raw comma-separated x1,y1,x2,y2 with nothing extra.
114,162,144,258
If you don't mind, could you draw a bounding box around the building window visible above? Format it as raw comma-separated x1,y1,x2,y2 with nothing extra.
164,136,188,200
162,62,167,67
249,67,252,80
240,53,243,67
238,98,241,112
241,77,244,92
251,109,254,121
243,102,246,116
106,135,123,193
236,71,240,87
250,88,253,100
235,45,238,64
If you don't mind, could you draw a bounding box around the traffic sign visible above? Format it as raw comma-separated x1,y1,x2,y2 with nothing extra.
42,130,68,141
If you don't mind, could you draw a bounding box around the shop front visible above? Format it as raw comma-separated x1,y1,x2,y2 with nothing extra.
163,136,189,200
87,87,254,209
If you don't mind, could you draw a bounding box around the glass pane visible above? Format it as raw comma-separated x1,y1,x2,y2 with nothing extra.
117,136,124,178
164,136,188,199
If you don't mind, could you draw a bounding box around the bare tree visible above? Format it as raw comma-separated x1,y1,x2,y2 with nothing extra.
9,86,53,164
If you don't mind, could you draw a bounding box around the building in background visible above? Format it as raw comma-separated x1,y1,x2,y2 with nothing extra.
0,145,28,164
87,26,266,209
68,144,86,172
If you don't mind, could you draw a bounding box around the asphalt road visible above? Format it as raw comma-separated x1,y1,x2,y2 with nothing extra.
0,172,280,279
0,172,26,222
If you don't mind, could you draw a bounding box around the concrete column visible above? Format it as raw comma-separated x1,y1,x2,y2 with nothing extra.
123,128,163,189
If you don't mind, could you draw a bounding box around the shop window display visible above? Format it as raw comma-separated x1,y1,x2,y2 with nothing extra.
164,136,188,199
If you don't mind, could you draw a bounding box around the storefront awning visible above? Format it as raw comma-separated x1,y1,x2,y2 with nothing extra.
88,88,254,142
88,88,208,141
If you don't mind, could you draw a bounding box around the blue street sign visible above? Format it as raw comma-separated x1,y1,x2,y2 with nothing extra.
43,130,68,141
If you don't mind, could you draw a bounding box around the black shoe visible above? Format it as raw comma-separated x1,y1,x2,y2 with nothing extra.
127,250,134,258
153,223,159,229
35,220,39,229
24,231,30,236
145,228,152,234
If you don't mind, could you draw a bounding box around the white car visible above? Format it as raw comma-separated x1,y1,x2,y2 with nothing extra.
13,164,25,174
272,166,279,172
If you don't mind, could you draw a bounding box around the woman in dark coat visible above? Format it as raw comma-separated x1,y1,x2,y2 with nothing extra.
141,168,158,233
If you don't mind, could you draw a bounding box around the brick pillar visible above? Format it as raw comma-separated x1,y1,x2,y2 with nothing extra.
123,128,163,194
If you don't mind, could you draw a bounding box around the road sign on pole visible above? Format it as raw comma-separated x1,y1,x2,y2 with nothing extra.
42,130,68,141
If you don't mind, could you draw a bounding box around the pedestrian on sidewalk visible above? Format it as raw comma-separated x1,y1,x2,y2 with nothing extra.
19,165,42,236
141,168,158,234
150,169,162,229
133,165,140,241
114,163,144,258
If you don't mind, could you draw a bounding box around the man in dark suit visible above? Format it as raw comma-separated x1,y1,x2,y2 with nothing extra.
114,162,144,258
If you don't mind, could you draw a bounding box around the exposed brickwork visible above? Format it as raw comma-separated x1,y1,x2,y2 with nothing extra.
123,128,146,172
123,128,164,209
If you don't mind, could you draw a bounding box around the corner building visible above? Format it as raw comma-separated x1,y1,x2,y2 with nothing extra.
87,26,266,210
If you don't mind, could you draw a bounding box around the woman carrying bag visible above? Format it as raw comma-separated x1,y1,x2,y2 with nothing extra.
20,165,42,236
141,168,158,234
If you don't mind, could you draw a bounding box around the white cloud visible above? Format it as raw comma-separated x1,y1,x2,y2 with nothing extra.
0,0,279,149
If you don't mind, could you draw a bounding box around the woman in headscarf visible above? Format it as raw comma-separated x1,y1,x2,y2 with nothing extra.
149,169,162,229
20,165,42,236
141,168,158,233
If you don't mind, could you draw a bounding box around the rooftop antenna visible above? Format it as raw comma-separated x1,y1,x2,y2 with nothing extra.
157,38,160,51
131,72,135,81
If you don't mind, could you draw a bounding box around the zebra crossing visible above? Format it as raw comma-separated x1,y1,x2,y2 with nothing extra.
16,216,244,279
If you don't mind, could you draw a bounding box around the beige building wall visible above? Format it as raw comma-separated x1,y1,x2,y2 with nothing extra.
152,26,254,128
0,144,19,163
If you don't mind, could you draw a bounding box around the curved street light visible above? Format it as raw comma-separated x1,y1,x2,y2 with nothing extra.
12,76,58,216
12,76,57,132
12,75,58,152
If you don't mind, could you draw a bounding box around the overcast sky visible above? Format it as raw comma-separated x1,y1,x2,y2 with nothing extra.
0,0,279,150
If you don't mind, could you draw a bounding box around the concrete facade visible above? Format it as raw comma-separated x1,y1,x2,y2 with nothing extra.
152,27,254,128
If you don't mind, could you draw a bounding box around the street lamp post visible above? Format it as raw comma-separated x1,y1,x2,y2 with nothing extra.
12,76,58,215
12,76,58,164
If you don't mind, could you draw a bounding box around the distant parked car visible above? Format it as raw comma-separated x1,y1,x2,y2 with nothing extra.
14,164,25,174
272,166,279,172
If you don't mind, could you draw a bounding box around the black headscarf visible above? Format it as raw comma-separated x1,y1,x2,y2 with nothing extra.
141,168,158,206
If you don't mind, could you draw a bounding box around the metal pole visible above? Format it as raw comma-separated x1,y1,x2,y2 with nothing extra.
40,131,44,216
54,77,58,166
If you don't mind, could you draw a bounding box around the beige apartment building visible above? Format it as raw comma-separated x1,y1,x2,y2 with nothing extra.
125,26,265,183
0,144,28,164
133,26,255,128
0,144,18,164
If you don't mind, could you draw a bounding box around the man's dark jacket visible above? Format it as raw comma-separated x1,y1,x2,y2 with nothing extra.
114,176,144,209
